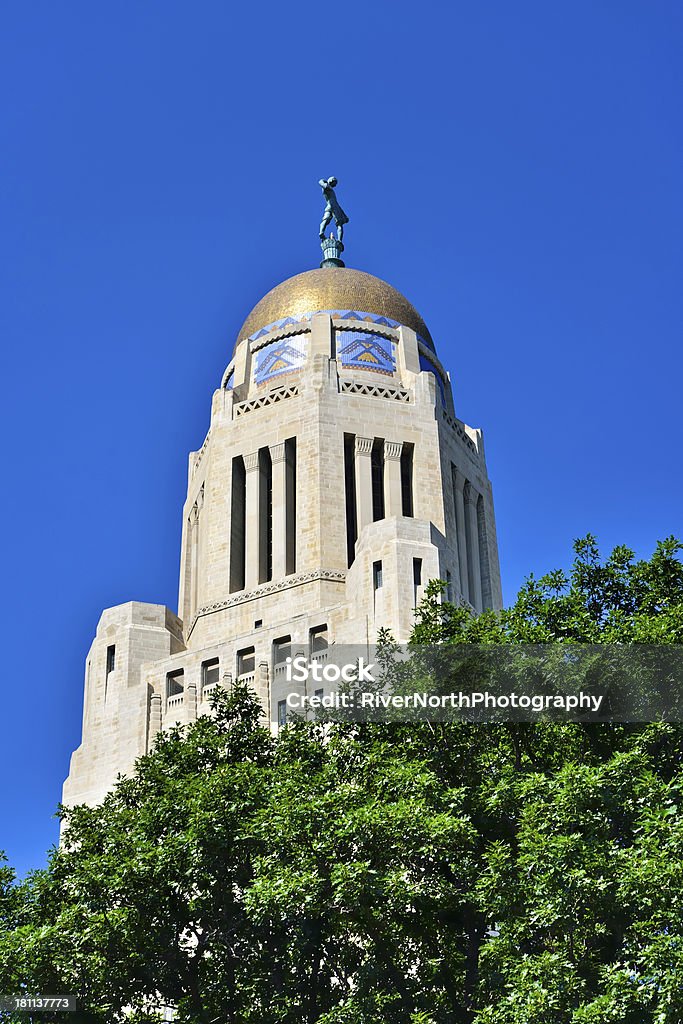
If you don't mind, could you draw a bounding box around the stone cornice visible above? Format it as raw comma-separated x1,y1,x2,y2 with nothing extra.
440,408,479,461
186,569,347,639
334,320,398,340
249,324,311,353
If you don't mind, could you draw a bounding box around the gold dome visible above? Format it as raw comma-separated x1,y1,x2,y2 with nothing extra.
238,267,434,348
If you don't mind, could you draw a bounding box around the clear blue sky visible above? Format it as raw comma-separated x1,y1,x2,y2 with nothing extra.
1,1,681,877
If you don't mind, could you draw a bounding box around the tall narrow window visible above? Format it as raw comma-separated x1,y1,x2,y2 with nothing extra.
463,481,478,606
277,699,288,728
343,433,358,567
373,560,383,590
450,462,459,534
413,557,422,608
285,437,297,575
400,443,414,517
451,464,468,600
371,438,385,521
258,446,273,584
106,645,116,676
229,456,246,593
85,659,92,719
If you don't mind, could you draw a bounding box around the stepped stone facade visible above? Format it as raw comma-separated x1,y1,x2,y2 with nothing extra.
63,263,503,808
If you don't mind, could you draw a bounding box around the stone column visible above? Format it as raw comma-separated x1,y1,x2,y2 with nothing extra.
310,312,332,356
354,436,374,534
190,504,199,616
244,451,260,589
464,482,483,611
270,442,287,580
186,682,198,722
148,691,162,748
453,472,469,602
195,486,205,611
397,325,420,374
257,660,270,722
384,441,403,517
477,495,493,611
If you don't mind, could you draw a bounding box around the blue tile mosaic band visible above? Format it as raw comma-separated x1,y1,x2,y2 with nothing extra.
249,316,303,341
419,353,446,406
337,331,396,375
254,336,308,385
247,310,433,352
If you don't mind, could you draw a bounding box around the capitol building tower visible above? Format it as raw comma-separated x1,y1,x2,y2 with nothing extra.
63,182,503,808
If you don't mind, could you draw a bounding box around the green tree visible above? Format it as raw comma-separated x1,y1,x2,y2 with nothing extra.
0,537,682,1022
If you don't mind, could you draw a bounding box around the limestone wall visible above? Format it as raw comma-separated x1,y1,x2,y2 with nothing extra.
63,308,503,808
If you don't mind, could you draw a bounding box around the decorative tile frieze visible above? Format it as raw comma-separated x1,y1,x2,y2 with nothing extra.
254,335,308,384
247,309,433,352
336,330,396,375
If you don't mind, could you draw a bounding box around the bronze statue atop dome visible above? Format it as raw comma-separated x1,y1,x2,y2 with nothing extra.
319,177,348,242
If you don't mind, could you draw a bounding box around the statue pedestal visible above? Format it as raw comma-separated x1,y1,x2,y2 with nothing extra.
320,235,345,268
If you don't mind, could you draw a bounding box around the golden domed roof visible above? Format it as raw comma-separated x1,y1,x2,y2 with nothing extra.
238,267,434,348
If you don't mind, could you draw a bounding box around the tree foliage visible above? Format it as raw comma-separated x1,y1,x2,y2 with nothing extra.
1,537,682,1022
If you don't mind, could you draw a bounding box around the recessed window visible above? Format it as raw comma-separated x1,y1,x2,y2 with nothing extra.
167,670,184,697
285,437,297,576
373,560,383,590
310,625,328,654
229,456,246,593
401,443,414,517
314,688,324,699
237,647,255,677
202,659,219,689
258,446,273,585
413,558,422,586
106,645,116,675
273,636,291,665
371,438,385,522
343,433,358,567
277,699,288,728
254,619,263,629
